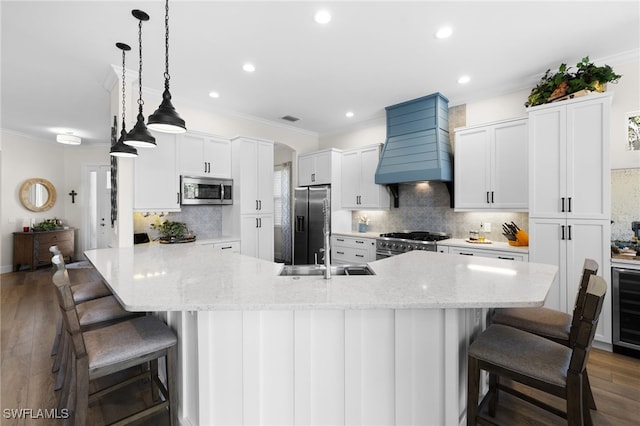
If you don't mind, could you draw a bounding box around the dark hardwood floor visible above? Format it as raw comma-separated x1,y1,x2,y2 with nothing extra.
2,267,640,425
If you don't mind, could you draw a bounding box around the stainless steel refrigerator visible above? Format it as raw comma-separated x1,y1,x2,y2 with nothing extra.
293,185,330,265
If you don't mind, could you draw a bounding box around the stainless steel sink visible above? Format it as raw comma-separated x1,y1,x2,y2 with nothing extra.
279,264,375,276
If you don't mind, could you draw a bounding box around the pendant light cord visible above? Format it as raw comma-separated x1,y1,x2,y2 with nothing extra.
137,17,144,114
164,0,170,87
121,48,127,131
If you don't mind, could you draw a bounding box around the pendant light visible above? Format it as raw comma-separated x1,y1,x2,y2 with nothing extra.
124,10,156,148
147,0,186,133
110,43,138,158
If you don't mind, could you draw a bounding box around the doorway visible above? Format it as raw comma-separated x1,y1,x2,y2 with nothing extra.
83,164,111,251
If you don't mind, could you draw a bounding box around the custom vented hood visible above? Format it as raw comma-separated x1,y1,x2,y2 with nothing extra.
374,93,452,185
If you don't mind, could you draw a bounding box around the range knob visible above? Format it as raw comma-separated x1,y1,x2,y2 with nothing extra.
407,245,414,251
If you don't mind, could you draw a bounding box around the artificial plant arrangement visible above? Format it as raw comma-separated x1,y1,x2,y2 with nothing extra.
150,220,194,243
32,219,62,232
525,56,621,107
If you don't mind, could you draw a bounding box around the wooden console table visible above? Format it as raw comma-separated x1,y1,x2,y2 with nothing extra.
13,228,74,271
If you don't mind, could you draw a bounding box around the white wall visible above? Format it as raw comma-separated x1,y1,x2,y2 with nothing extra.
0,131,107,272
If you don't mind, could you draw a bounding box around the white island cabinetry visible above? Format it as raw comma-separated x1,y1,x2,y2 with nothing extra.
85,245,557,426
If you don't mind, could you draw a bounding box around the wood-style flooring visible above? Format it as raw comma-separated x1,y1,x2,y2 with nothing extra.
2,267,640,425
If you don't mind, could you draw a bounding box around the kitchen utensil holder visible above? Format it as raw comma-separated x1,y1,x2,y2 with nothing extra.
508,229,529,246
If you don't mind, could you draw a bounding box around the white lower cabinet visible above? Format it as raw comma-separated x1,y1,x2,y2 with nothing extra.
529,218,611,343
447,246,528,262
331,235,376,264
198,240,241,253
241,215,274,261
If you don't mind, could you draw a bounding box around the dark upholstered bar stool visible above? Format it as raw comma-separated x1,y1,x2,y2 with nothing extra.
491,258,599,409
50,255,139,392
467,275,607,426
52,268,178,425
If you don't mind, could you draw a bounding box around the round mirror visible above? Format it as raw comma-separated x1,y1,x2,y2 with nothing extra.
19,178,56,212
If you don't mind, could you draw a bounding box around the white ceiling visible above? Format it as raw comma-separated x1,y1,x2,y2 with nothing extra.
2,1,639,146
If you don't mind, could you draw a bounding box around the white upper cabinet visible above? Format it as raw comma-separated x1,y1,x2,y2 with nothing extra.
454,117,528,211
178,132,231,178
341,144,390,210
134,132,180,212
528,93,610,220
298,150,334,186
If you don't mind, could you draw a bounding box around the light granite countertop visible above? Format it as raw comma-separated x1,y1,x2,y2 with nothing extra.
84,243,557,312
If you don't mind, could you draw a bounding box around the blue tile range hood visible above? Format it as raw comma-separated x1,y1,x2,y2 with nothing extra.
375,92,453,206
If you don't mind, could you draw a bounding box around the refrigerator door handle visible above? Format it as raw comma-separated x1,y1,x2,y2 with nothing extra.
296,216,305,232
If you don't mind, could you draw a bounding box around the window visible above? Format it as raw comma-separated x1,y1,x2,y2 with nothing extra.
273,168,282,226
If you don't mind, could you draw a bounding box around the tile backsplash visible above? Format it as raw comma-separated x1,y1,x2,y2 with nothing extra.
134,205,223,240
351,182,528,241
611,168,640,241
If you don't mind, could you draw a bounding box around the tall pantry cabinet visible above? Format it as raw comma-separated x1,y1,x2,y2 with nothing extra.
223,137,274,261
528,92,611,343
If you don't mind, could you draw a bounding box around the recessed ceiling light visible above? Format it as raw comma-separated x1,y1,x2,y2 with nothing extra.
242,63,256,73
435,26,453,39
314,10,331,24
458,75,471,84
345,111,354,118
209,91,220,98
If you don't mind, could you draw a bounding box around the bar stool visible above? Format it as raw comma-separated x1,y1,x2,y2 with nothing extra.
467,275,607,426
52,268,178,425
491,258,599,409
51,255,139,391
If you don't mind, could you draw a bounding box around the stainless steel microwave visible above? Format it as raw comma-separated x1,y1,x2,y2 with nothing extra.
180,176,233,205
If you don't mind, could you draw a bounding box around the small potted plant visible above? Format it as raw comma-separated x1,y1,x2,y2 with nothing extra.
572,56,621,92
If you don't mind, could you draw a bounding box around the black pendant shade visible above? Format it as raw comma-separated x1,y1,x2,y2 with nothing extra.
147,0,186,134
148,88,186,133
125,111,157,147
111,128,139,157
124,9,156,148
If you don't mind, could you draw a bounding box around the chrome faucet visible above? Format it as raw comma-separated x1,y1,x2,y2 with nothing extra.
322,196,331,279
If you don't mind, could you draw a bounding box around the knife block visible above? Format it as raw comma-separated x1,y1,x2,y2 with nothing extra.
508,230,529,246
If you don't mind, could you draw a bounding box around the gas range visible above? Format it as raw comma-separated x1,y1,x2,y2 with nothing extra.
376,231,451,258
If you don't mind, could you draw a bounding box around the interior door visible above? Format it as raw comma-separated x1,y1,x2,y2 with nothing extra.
84,164,111,250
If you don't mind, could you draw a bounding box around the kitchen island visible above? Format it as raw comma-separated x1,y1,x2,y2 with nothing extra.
84,243,557,426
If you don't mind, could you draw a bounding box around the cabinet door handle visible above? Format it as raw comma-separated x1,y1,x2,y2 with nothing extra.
256,218,260,228
568,197,572,213
498,256,515,260
491,191,494,203
459,252,474,256
486,192,490,204
561,197,565,213
355,240,364,244
337,251,345,255
204,162,207,173
177,192,180,204
258,200,262,210
355,254,364,258
561,225,566,240
336,238,345,242
220,245,233,250
256,200,259,210
568,225,572,240
311,173,316,182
